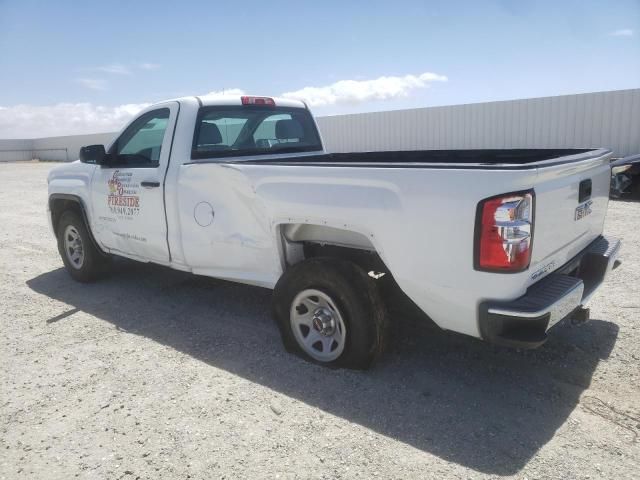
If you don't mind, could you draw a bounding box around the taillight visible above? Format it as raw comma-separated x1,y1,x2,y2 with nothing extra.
474,190,534,272
241,96,275,106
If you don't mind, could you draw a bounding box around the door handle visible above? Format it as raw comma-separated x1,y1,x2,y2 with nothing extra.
141,181,160,188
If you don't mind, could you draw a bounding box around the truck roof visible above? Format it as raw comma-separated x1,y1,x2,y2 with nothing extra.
190,94,308,110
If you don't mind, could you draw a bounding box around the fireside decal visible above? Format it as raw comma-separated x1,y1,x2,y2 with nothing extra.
107,170,140,218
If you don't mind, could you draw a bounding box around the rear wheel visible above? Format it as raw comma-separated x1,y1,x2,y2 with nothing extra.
57,211,107,282
272,257,387,369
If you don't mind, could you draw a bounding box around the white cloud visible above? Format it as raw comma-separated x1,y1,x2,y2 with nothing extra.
282,72,448,107
0,102,150,138
609,28,634,37
138,63,161,70
204,88,246,96
76,78,109,91
0,88,249,138
96,63,132,75
0,71,449,138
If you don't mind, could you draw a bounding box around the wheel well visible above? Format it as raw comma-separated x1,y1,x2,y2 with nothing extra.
303,243,388,275
278,223,388,274
50,196,108,257
278,223,436,323
50,197,83,236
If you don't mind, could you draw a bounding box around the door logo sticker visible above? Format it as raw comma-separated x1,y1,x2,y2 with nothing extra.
108,170,140,218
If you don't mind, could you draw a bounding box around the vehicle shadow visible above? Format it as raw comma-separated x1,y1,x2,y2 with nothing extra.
27,262,618,476
610,196,640,203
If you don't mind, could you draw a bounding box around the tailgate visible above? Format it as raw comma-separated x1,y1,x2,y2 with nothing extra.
528,150,612,283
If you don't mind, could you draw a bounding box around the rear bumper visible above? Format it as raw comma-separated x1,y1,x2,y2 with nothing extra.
479,235,621,349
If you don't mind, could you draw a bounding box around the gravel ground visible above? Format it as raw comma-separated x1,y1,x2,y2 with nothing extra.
1,161,639,479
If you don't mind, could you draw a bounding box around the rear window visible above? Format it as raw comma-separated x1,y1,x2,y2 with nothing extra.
191,106,322,160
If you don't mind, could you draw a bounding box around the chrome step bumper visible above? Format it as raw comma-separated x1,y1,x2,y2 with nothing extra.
479,236,621,349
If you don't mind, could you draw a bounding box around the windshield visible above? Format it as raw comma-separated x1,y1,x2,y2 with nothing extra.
191,106,322,160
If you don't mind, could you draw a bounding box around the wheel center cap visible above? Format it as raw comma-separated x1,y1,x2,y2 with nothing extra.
312,308,336,336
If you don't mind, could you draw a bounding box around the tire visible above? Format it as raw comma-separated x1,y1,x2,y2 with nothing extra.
272,257,387,369
56,210,107,282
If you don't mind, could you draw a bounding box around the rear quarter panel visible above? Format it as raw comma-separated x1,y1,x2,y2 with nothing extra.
235,164,541,338
172,147,611,339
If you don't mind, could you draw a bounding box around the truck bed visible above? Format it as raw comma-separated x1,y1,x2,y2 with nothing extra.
238,148,601,168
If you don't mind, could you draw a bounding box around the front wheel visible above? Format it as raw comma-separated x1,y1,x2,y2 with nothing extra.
272,257,387,369
56,211,107,282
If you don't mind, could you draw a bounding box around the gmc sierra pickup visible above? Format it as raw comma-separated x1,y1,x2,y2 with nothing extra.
48,94,621,369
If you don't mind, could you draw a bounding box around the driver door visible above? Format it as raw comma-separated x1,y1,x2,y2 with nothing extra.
90,103,178,263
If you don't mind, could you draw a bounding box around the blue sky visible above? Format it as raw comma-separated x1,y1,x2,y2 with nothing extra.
0,0,638,137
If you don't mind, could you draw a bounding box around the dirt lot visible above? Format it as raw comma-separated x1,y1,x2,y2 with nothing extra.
1,161,639,479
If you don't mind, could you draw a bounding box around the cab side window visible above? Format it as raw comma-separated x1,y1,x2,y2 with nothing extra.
110,108,170,167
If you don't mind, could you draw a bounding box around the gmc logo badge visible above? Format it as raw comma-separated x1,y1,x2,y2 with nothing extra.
575,200,593,221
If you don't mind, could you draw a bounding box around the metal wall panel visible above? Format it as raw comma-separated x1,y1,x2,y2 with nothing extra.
32,132,116,162
316,89,640,157
0,139,33,162
0,132,116,162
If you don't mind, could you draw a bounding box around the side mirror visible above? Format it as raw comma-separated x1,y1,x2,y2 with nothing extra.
79,144,106,164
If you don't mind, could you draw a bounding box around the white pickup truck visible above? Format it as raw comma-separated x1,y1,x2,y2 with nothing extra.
48,94,621,369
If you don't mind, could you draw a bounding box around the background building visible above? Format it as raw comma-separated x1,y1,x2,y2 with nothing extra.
1,89,639,163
